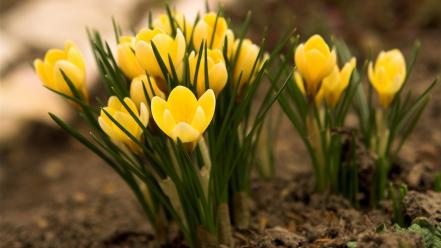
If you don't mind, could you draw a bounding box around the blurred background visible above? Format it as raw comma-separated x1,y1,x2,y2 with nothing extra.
1,0,440,246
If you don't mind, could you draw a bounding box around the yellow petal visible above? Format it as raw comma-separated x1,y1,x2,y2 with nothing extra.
114,111,139,141
98,116,117,139
151,96,169,134
67,46,85,72
34,59,51,87
197,89,215,125
139,102,149,127
304,35,330,55
294,44,308,83
338,57,356,93
45,49,65,66
171,122,200,143
162,109,177,137
174,29,186,65
207,63,228,96
123,97,139,116
294,70,305,95
190,106,207,133
167,86,198,122
117,43,144,79
53,61,85,96
108,96,122,110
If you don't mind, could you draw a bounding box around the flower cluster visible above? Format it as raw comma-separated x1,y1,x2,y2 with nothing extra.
34,8,273,248
277,34,434,206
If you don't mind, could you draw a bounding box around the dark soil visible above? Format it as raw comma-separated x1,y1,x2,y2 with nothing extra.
1,0,441,247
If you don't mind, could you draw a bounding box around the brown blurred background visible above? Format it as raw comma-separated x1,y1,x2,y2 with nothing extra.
1,0,440,246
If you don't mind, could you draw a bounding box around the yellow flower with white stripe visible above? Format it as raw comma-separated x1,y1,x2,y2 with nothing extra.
34,41,88,100
98,96,149,152
151,86,215,144
117,36,144,79
188,49,228,96
368,49,406,108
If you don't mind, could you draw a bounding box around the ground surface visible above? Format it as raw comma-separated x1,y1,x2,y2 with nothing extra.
1,0,441,247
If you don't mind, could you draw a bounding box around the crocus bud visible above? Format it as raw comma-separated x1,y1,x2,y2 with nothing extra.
151,86,215,144
34,41,88,100
193,12,232,51
232,39,266,88
130,75,166,108
294,35,336,97
135,28,186,80
368,49,406,108
117,36,144,79
188,49,228,96
153,13,193,43
317,57,356,107
98,96,149,152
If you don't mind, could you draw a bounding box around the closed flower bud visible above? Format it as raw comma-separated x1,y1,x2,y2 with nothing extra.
368,49,406,108
34,41,88,100
98,96,149,152
294,35,336,97
316,58,356,107
193,12,232,51
151,86,215,144
130,74,166,108
117,36,144,79
188,49,228,96
232,39,266,88
153,13,193,43
135,28,186,80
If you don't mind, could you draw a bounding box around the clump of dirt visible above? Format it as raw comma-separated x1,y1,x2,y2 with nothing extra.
355,230,423,247
403,191,441,224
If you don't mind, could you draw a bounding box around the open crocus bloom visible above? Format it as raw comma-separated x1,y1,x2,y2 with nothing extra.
188,49,228,96
151,86,215,143
316,57,356,107
34,40,88,100
294,34,336,97
98,96,149,152
117,36,145,79
368,49,406,108
135,28,186,80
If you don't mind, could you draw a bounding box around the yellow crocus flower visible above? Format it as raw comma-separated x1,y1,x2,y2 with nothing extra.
153,13,193,43
130,74,166,108
232,39,266,88
151,86,215,143
368,49,406,108
188,49,228,96
316,58,356,107
98,96,149,152
193,12,234,52
135,28,186,80
117,36,144,79
294,34,336,97
34,40,88,100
